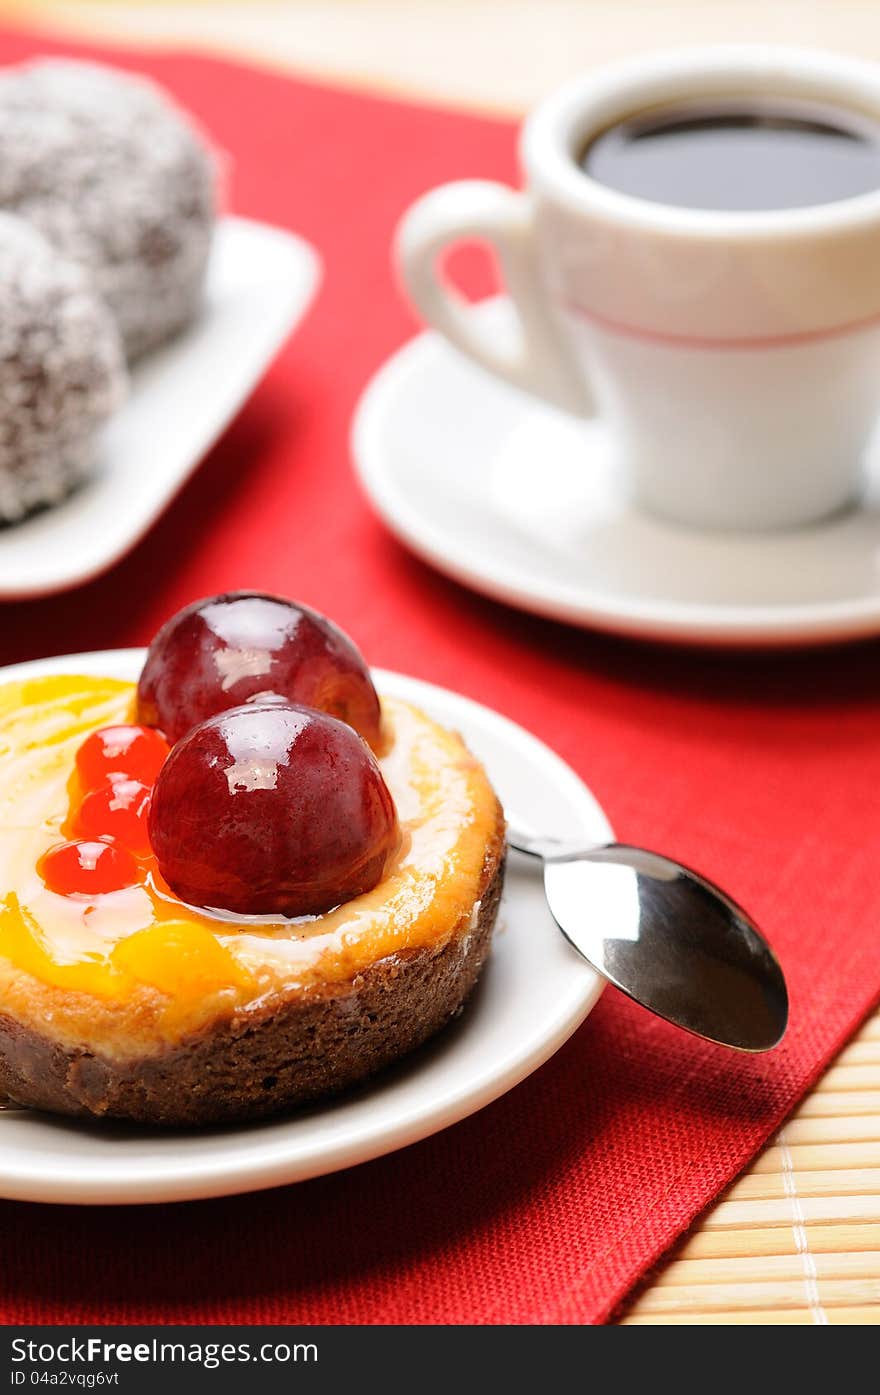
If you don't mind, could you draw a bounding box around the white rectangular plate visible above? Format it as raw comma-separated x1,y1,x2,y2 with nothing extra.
0,216,320,599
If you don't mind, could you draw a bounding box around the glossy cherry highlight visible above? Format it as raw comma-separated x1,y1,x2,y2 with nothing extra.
149,703,400,917
136,591,383,750
39,839,140,896
74,780,153,854
76,724,170,791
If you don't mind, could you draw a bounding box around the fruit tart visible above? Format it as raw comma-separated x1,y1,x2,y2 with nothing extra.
0,595,505,1125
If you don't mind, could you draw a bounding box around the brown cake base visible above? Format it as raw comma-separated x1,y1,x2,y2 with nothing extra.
0,838,505,1127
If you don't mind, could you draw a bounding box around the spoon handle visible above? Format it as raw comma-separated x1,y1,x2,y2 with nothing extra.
509,831,686,881
507,828,605,863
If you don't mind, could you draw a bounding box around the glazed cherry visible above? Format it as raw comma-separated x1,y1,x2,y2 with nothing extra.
136,592,383,750
149,703,400,917
74,779,153,854
39,839,139,896
76,724,170,791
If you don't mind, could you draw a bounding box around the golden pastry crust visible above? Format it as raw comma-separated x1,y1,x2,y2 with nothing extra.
0,832,504,1125
0,676,506,1124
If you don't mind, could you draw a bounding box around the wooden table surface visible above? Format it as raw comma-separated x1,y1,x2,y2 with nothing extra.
3,0,880,1326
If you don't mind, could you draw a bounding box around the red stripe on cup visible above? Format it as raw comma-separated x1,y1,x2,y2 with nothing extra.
562,297,880,349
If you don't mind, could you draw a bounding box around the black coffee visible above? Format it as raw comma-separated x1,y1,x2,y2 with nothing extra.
580,98,880,211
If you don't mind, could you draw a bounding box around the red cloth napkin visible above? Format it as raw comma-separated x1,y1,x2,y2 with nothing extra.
1,27,879,1326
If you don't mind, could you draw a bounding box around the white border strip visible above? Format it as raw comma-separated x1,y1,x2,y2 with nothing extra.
778,1128,829,1325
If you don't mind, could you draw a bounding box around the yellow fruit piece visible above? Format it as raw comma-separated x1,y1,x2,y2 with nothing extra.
0,894,128,999
0,674,133,748
112,921,254,998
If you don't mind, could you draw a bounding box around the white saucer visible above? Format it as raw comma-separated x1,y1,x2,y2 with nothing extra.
0,648,606,1205
353,300,880,647
0,217,320,600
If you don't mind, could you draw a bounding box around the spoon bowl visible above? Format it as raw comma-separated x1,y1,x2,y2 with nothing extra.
509,831,788,1052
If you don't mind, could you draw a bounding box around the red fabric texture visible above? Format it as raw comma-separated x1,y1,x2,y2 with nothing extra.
1,28,879,1326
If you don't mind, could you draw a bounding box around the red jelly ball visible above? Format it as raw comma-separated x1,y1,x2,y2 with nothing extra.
136,592,383,750
74,780,153,854
76,724,170,791
148,703,400,917
39,839,140,896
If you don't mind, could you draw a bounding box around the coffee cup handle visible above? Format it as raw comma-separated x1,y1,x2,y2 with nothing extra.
395,180,594,417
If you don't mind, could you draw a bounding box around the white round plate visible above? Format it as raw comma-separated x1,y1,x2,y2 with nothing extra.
353,300,880,647
0,649,606,1205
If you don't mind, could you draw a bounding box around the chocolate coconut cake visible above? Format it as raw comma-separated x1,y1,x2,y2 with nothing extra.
0,212,126,523
0,59,217,358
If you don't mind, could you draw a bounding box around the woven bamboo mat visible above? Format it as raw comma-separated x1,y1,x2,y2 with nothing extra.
620,1010,880,1323
3,0,880,1326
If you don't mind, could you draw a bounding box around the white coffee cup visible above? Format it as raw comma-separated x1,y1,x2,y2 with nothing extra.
396,47,880,532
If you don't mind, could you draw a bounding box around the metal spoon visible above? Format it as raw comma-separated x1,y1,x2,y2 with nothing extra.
508,829,788,1053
